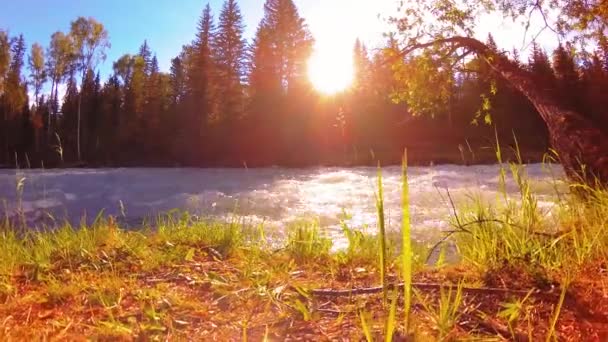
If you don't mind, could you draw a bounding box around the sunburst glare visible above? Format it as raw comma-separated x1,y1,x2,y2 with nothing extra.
307,47,354,94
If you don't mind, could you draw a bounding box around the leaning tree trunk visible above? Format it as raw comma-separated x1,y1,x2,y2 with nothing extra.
447,37,608,188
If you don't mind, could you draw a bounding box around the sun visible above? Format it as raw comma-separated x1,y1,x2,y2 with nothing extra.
308,47,354,94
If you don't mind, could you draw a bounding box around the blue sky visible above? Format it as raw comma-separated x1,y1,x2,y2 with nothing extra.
0,0,265,77
0,0,394,79
1,0,557,85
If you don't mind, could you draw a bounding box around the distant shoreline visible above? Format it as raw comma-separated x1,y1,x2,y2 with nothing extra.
0,147,549,170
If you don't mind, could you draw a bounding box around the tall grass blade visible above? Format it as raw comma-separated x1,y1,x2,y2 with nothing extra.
376,163,387,304
401,149,412,332
385,290,398,342
359,310,373,342
546,279,569,342
495,126,507,202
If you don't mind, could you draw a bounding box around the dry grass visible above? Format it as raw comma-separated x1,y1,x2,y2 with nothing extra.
0,216,605,340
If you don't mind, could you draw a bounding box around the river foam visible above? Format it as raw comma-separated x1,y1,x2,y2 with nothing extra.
0,164,566,244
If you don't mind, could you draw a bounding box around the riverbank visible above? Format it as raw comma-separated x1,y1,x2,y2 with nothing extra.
1,143,548,169
1,175,607,340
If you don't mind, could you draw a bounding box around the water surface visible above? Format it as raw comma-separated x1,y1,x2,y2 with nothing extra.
0,164,565,244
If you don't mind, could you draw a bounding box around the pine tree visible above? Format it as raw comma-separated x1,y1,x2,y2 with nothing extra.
249,23,279,111
138,40,153,75
581,52,608,132
253,0,313,93
60,74,79,160
349,38,376,150
99,74,122,161
168,54,188,162
528,42,556,87
125,56,146,148
353,39,371,92
247,0,314,163
1,34,28,163
80,69,101,156
213,0,247,125
552,43,581,111
190,3,216,139
112,53,146,154
0,32,12,163
6,34,27,120
170,55,187,107
144,55,164,158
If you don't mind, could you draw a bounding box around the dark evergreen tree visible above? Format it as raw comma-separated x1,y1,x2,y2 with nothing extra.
213,0,246,125
5,34,27,121
581,52,608,132
528,42,556,88
2,34,28,163
168,54,189,162
138,40,153,75
552,43,581,111
353,39,371,92
247,0,314,164
99,74,122,163
60,73,79,161
190,4,215,136
0,30,12,164
144,55,165,159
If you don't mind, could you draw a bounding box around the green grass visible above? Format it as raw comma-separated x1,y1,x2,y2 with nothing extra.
401,150,413,333
338,215,388,265
452,163,608,276
375,164,388,304
285,220,332,261
0,215,251,282
415,281,464,340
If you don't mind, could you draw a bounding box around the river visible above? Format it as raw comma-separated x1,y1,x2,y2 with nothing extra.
0,164,565,244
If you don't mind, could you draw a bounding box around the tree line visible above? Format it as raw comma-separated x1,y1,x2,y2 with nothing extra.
1,0,607,168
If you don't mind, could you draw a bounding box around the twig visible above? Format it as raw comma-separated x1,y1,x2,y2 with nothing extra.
316,303,426,316
316,308,345,315
425,217,561,263
521,0,561,51
310,282,559,299
446,188,463,229
534,0,559,35
456,219,557,238
425,231,458,263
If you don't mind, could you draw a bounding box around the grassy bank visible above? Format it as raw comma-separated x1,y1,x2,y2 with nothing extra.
0,163,607,340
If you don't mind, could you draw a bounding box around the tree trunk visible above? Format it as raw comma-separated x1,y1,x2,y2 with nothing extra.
77,93,82,162
48,77,55,138
53,79,60,135
442,37,608,188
